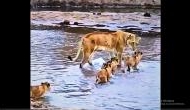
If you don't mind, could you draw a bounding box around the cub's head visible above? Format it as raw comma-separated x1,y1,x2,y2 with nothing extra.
101,61,111,69
101,63,108,69
41,82,50,91
134,50,143,60
106,61,112,67
134,50,143,56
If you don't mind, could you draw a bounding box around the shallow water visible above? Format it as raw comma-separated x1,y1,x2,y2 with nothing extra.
31,29,160,109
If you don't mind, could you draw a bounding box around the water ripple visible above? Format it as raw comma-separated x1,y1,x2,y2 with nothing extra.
31,28,160,109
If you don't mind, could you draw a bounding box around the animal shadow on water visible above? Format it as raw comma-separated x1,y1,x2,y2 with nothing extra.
31,96,52,109
80,68,96,78
31,96,51,103
124,69,140,75
95,81,112,88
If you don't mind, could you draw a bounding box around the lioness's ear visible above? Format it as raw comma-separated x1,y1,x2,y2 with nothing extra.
41,82,44,85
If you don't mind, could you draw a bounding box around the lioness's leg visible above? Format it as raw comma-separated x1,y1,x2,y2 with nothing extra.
117,52,123,67
88,52,94,66
80,51,91,68
122,57,127,73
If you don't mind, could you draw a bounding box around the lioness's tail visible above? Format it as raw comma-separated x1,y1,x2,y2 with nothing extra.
68,40,82,61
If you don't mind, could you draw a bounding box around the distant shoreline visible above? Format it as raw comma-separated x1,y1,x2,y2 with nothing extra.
31,5,160,10
31,0,160,10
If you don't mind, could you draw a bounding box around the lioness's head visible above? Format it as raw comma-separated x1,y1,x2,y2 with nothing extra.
41,82,50,91
115,30,141,51
124,32,141,51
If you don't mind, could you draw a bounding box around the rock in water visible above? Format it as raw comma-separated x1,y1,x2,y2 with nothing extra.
60,20,70,25
97,12,101,15
74,22,79,25
144,12,151,17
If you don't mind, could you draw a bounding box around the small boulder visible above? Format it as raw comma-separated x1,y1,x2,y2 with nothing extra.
97,12,101,15
143,12,151,17
74,22,79,25
60,20,70,25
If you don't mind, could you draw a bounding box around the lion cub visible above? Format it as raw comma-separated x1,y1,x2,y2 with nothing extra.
105,57,119,74
30,82,50,99
96,63,112,84
96,57,119,84
124,50,143,72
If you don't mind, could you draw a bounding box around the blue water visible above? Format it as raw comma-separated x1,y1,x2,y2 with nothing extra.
31,30,160,110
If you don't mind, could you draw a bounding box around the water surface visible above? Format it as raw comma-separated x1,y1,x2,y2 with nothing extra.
31,29,160,110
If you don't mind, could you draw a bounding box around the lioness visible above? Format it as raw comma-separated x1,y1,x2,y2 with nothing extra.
123,50,143,72
68,30,141,68
30,82,50,99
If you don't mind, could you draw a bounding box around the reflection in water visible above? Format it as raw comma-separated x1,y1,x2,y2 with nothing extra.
31,30,160,110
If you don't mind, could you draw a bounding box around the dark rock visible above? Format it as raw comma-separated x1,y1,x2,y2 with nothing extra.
140,22,150,25
60,20,70,25
97,12,101,15
74,22,79,25
143,12,151,17
92,12,101,15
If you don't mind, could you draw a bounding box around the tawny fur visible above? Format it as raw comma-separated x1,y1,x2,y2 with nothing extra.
30,82,50,99
96,63,112,84
68,30,141,68
124,50,143,72
102,57,119,75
